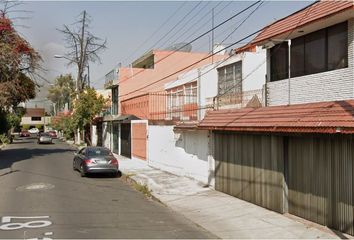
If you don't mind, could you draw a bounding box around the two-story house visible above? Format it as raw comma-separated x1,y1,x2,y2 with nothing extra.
199,1,354,236
20,108,51,131
145,46,266,184
100,49,227,160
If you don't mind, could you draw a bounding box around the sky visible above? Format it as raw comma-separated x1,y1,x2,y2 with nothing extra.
5,0,312,110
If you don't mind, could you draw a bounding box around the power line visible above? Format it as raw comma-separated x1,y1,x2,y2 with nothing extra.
119,28,263,100
118,1,261,86
158,1,213,50
139,1,203,58
158,1,223,51
164,2,264,88
91,1,252,89
121,1,188,65
216,2,316,102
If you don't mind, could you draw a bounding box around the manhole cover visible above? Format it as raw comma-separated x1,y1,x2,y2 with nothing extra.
16,183,55,192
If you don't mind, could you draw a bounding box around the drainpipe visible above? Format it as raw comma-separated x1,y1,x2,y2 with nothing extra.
287,39,291,105
197,68,201,120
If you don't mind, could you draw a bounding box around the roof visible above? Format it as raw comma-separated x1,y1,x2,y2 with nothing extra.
24,108,45,117
199,100,354,134
243,1,354,48
174,121,200,131
102,114,139,122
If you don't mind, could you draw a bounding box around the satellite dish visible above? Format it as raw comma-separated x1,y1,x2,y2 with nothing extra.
164,42,192,52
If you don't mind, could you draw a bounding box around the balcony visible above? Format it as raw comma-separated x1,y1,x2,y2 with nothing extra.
104,68,118,89
121,92,203,121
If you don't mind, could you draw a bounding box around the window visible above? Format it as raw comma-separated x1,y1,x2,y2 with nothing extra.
31,116,41,121
218,61,242,95
271,21,348,81
111,86,118,115
271,42,288,81
305,29,326,75
291,37,304,77
184,83,197,104
328,22,348,70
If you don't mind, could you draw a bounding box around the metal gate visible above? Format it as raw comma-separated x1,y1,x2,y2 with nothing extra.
120,123,131,158
112,121,119,154
96,122,102,147
288,135,354,235
214,132,286,213
131,120,148,161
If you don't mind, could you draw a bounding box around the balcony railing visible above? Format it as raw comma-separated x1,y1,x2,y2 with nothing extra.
121,92,203,121
104,68,118,89
121,89,264,122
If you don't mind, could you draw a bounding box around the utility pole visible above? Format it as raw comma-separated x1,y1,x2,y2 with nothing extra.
212,8,214,63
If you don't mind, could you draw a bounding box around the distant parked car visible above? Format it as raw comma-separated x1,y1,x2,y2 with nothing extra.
28,128,39,134
47,131,57,138
37,132,52,144
73,147,119,177
20,130,30,137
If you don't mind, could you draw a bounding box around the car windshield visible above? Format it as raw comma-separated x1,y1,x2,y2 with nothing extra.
87,148,111,157
41,133,50,136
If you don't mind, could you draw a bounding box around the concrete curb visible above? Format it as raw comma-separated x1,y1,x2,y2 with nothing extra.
121,173,167,206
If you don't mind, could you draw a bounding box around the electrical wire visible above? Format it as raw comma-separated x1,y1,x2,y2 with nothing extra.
121,1,187,65
118,1,262,87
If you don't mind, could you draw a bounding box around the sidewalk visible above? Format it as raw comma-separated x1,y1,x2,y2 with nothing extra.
116,155,342,239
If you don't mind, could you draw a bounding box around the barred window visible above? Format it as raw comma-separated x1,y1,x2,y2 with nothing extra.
218,61,242,96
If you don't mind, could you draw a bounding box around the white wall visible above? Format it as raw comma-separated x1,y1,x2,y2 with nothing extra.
242,51,267,91
21,116,51,127
148,125,211,184
165,49,267,119
102,122,112,149
267,18,354,106
91,125,98,146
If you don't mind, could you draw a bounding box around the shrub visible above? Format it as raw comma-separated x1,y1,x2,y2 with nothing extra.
0,134,9,145
35,124,43,130
22,124,30,130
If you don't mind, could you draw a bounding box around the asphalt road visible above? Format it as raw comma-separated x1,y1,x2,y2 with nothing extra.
0,137,215,239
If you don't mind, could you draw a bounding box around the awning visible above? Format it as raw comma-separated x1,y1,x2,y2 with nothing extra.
199,100,354,134
174,121,200,131
103,114,139,123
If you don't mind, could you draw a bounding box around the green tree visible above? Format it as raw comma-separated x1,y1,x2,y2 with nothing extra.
72,88,105,131
47,74,75,113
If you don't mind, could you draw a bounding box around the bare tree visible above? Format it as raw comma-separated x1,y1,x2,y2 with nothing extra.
58,10,107,92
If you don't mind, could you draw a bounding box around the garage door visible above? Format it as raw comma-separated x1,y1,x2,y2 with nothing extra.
288,135,354,235
214,132,286,213
131,120,148,161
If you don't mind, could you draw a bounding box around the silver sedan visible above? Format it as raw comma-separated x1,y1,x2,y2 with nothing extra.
73,147,119,177
37,132,53,144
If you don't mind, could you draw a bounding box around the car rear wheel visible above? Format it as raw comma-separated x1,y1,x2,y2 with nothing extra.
80,164,86,177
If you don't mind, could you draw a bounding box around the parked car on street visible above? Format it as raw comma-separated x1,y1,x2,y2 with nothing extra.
47,130,57,138
28,128,39,134
20,130,30,137
37,132,53,144
73,147,119,177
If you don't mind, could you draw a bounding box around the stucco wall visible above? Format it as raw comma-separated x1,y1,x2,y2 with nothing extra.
91,125,97,146
102,122,112,150
148,125,210,184
267,18,354,106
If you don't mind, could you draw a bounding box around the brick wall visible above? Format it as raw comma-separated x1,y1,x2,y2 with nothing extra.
267,18,354,106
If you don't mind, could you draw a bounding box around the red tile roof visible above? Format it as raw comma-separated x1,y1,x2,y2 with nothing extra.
248,1,354,46
199,100,354,134
24,108,45,117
